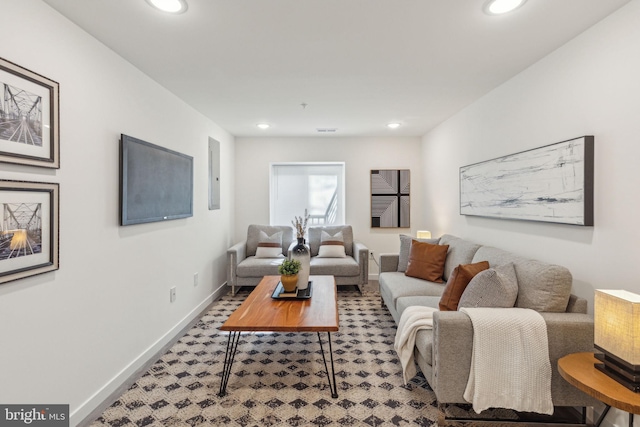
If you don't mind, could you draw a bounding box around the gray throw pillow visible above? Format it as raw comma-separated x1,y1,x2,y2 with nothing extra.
397,234,440,272
458,262,518,309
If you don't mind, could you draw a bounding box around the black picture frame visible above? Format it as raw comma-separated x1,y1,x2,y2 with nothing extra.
0,57,60,168
460,136,594,226
0,180,59,284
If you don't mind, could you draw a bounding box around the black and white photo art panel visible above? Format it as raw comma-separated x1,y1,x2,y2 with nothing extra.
371,169,410,228
0,57,59,168
460,136,594,226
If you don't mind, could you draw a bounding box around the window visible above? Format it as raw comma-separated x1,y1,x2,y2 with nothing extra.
270,163,345,226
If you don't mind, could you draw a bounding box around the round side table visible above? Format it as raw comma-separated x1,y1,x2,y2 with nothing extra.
558,352,640,427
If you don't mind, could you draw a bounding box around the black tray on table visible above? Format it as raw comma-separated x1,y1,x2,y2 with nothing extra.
271,281,313,299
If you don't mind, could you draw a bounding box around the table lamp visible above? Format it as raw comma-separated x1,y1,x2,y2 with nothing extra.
416,230,431,239
594,289,640,392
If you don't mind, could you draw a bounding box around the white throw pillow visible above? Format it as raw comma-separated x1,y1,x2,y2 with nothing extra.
255,247,284,258
317,231,346,258
255,231,283,258
317,245,346,258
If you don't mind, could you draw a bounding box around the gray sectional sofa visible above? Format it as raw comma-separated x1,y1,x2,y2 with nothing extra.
227,224,369,294
379,234,597,411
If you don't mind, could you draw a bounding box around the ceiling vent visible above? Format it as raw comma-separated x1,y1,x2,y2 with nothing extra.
316,128,337,133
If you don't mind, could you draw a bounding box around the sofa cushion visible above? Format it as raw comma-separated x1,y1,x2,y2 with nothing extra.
309,225,354,257
317,230,346,258
458,262,518,308
396,295,443,315
438,234,481,282
394,296,438,367
439,261,490,311
246,224,294,257
471,246,572,312
236,256,285,277
380,272,446,312
309,256,359,276
397,234,440,272
405,241,449,283
255,231,285,258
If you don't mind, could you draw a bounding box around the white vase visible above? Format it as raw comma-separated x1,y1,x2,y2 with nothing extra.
291,237,310,290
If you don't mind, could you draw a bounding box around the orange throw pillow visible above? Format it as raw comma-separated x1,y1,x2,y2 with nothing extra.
439,261,490,311
405,240,449,283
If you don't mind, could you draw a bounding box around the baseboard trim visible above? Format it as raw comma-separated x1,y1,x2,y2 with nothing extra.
368,273,379,281
73,282,229,426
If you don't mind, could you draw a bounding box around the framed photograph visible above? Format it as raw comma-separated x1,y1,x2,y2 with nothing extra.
0,57,60,168
0,180,59,284
460,136,594,226
371,169,410,228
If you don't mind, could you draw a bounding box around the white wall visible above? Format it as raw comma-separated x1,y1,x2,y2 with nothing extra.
0,1,235,424
2,0,635,424
234,137,423,270
421,2,640,426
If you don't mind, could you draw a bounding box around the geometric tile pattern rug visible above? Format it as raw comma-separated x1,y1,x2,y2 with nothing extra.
90,289,443,426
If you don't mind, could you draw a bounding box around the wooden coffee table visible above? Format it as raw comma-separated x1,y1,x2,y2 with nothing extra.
218,275,339,398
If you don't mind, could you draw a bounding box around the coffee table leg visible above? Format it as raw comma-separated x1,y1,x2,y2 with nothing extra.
218,331,241,397
317,332,339,398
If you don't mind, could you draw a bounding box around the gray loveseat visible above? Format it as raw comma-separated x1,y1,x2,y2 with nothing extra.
227,224,369,294
379,234,597,413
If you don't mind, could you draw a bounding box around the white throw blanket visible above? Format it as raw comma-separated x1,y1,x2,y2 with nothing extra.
394,305,437,384
460,307,553,415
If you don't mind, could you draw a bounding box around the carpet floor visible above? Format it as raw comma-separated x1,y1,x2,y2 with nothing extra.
91,287,562,426
90,288,447,426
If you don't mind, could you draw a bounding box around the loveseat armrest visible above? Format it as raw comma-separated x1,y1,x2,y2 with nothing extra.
353,242,369,286
379,253,399,273
227,241,247,292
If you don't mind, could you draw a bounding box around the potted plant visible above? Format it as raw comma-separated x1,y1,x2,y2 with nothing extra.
278,258,302,292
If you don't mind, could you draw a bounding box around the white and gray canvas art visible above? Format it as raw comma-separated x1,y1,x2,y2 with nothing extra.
460,136,593,225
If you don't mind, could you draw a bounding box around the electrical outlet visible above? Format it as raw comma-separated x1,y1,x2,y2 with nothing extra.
193,272,198,287
170,287,176,303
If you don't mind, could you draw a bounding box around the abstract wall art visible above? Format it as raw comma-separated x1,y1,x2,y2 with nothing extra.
460,136,594,226
371,169,410,228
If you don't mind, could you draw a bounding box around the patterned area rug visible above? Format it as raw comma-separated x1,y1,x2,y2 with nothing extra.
90,289,443,426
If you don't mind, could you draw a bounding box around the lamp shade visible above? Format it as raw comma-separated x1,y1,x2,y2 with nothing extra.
416,230,431,239
594,289,640,365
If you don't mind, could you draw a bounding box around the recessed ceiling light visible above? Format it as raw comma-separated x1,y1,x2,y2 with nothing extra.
483,0,526,15
145,0,188,14
257,123,270,130
387,123,401,129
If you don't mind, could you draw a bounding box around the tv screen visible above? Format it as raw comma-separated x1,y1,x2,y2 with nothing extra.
120,134,193,226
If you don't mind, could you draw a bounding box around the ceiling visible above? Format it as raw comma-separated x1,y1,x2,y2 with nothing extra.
42,0,630,137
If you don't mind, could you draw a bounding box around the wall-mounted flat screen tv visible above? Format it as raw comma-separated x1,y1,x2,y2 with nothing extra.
120,134,193,226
